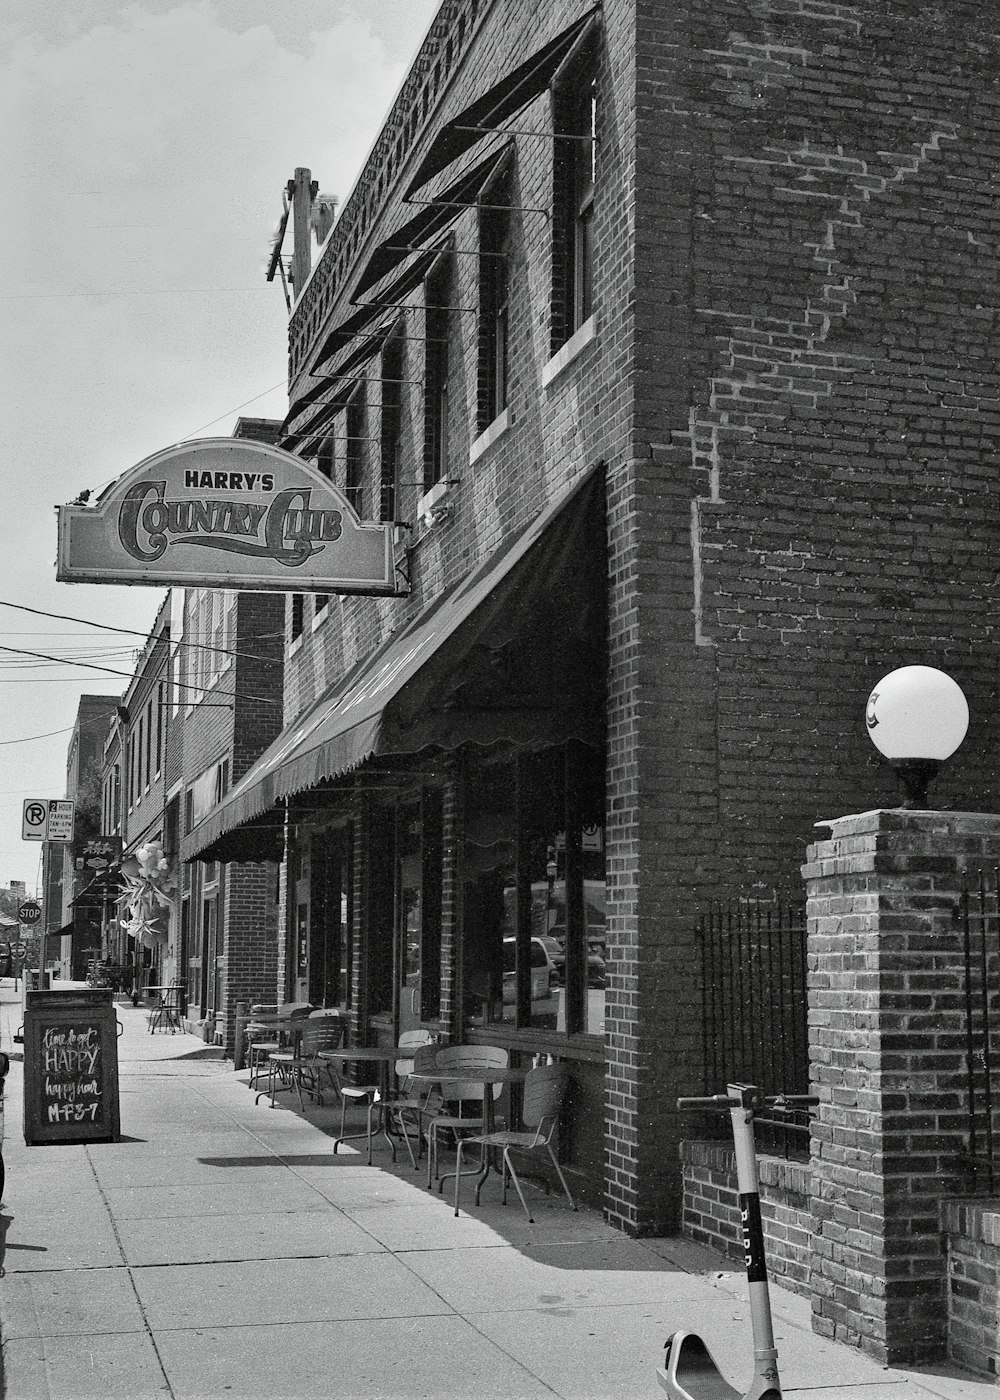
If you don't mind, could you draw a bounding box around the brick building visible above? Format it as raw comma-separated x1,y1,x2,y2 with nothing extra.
92,422,287,1041
186,0,1000,1233
41,692,120,979
169,420,287,1048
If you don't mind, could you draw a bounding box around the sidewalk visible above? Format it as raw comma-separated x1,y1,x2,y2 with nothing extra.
0,981,992,1400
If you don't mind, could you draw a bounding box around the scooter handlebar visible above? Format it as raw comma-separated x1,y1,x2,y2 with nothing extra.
676,1094,734,1111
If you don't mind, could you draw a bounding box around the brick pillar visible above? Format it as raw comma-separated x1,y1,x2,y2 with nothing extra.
220,861,279,1056
803,809,1000,1365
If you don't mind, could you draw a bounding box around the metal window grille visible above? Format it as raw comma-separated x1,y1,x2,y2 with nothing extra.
697,895,810,1156
960,868,1000,1190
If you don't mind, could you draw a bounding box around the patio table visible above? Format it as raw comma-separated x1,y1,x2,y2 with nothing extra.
320,1045,407,1160
409,1065,530,1196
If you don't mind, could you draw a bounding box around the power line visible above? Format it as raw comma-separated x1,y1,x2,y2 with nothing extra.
0,728,73,747
0,643,282,708
0,287,274,301
0,601,284,666
179,382,287,440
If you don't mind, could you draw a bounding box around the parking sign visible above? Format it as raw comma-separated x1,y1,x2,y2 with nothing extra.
22,800,48,841
46,801,75,843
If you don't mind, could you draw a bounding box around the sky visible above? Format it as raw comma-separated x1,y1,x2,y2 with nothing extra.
0,0,440,891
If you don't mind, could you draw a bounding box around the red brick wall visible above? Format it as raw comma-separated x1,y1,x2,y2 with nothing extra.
276,0,1000,1239
804,811,1000,1364
942,1200,1000,1379
681,1140,814,1296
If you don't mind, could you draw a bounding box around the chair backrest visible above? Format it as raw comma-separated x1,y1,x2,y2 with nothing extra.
520,1063,569,1140
395,1028,433,1081
436,1044,508,1103
299,1017,343,1058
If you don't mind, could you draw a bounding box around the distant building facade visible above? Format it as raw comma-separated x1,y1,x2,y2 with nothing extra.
41,693,120,979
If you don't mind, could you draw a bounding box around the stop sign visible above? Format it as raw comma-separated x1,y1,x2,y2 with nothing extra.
17,900,41,926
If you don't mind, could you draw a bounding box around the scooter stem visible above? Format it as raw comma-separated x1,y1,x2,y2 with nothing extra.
728,1086,781,1399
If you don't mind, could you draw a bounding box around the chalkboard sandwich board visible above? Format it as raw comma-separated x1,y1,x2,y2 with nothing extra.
23,988,120,1144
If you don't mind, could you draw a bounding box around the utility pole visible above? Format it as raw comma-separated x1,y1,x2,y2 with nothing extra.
288,167,318,301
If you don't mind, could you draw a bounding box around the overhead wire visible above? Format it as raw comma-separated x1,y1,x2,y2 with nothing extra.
0,643,283,707
0,601,285,666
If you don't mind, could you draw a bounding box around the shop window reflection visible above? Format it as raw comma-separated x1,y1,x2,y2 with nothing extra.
399,804,422,1032
462,748,605,1036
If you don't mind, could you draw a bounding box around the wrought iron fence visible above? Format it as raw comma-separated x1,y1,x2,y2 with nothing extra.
697,895,810,1155
960,869,1000,1190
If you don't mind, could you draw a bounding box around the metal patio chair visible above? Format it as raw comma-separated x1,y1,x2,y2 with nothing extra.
423,1044,508,1191
257,1012,343,1109
453,1062,576,1223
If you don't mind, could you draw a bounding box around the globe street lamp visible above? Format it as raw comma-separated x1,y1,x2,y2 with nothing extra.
865,665,969,809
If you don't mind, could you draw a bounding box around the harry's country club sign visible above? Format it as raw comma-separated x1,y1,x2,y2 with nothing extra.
57,439,398,595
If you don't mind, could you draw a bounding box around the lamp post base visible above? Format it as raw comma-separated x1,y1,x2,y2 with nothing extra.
891,758,941,809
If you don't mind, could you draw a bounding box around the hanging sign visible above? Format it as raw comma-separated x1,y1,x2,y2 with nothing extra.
57,438,399,595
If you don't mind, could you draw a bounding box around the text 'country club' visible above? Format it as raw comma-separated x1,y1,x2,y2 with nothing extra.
118,474,346,566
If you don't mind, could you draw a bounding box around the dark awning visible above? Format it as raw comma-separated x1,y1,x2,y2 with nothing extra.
403,9,599,200
186,464,606,862
354,143,510,299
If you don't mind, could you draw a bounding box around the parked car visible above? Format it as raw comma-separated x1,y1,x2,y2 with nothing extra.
502,937,556,1002
542,930,605,987
535,935,565,984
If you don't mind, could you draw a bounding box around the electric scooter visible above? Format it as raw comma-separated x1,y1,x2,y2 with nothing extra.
658,1083,817,1400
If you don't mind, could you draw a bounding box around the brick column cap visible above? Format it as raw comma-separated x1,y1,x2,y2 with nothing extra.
802,807,1000,882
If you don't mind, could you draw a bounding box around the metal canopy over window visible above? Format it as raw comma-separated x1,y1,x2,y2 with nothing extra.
283,324,394,447
403,9,599,200
283,244,446,438
186,465,606,864
354,144,510,299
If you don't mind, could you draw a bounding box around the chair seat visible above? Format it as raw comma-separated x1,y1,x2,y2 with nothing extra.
469,1130,535,1149
428,1113,484,1131
341,1083,379,1101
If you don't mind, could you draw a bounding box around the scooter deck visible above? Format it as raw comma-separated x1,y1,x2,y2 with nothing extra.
658,1331,779,1400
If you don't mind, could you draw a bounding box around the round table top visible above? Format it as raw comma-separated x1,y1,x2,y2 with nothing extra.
318,1045,407,1063
409,1066,530,1086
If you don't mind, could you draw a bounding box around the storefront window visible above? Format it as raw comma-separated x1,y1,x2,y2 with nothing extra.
463,744,605,1036
398,803,422,1032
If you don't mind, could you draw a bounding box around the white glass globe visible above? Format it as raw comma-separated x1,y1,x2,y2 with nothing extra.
865,666,969,761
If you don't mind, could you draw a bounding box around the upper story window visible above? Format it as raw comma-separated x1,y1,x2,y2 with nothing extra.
552,58,597,350
423,256,453,492
290,593,305,643
345,388,365,516
380,330,404,522
155,681,165,777
186,589,234,704
478,173,512,432
145,696,154,789
316,436,335,480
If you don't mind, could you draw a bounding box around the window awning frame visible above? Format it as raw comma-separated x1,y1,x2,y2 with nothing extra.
353,143,511,299
403,9,600,200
